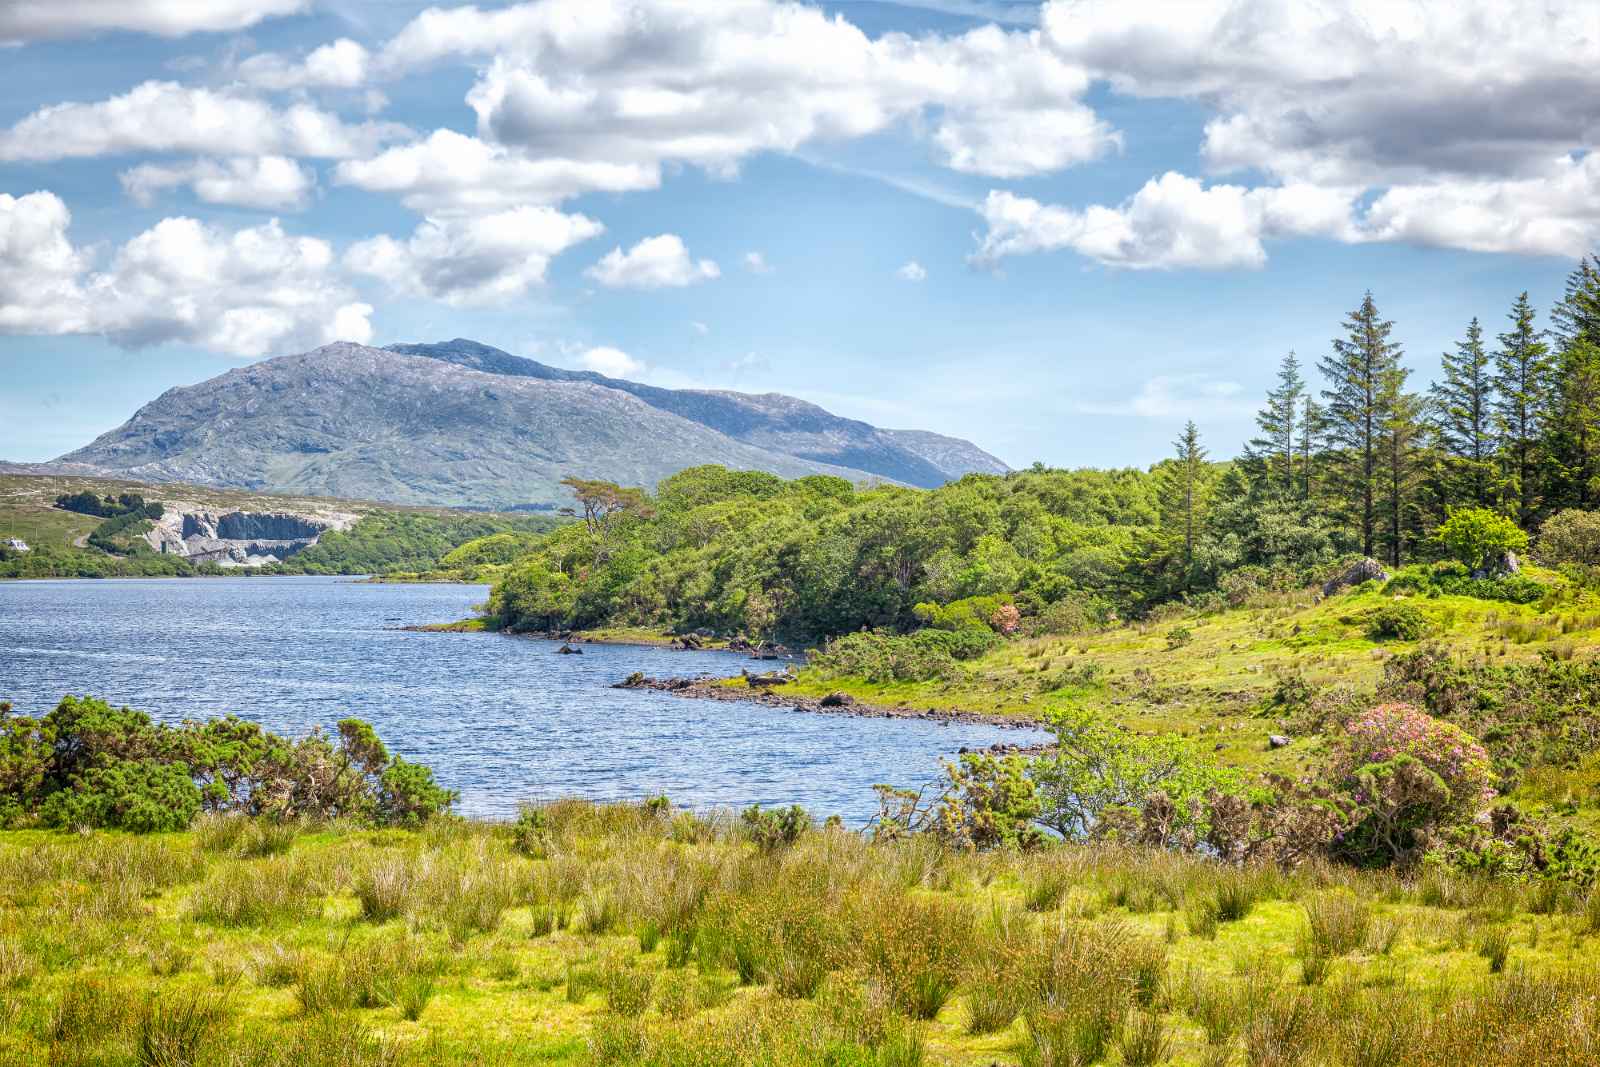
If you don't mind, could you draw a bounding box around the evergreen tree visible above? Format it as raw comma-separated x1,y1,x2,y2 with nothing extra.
1319,292,1403,558
1153,421,1211,593
1550,255,1600,353
1246,352,1304,496
1429,318,1495,506
1298,394,1323,502
1544,339,1600,509
1377,364,1426,567
1492,292,1553,526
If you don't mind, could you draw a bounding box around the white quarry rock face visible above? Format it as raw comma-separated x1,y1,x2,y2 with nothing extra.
142,502,358,566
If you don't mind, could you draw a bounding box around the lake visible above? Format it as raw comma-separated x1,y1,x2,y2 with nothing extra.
0,577,1046,822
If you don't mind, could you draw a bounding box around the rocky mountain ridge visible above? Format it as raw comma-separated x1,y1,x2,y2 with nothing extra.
53,340,1008,509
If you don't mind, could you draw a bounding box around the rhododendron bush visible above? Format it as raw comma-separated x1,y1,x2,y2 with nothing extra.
1331,702,1496,865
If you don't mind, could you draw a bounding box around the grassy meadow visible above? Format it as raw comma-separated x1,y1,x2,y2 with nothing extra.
3,800,1600,1067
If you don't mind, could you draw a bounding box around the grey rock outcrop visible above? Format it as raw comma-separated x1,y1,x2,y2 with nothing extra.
1322,557,1390,598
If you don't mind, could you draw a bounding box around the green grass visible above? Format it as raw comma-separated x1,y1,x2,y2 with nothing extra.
2,803,1600,1066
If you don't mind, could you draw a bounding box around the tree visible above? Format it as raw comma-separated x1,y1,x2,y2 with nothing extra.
559,477,654,536
1550,255,1600,354
1377,364,1426,567
1246,351,1304,496
1298,394,1323,502
1433,507,1528,572
1152,421,1210,592
1430,317,1496,506
1543,339,1600,509
1320,292,1404,557
1492,292,1553,527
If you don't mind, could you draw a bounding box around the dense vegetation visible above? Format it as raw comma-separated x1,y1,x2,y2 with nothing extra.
3,799,1600,1066
265,512,559,577
482,258,1600,644
0,697,453,833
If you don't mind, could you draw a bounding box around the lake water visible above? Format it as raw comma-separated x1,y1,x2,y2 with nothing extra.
0,577,1045,822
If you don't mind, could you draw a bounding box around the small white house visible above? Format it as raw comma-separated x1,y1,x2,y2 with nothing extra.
3,538,28,553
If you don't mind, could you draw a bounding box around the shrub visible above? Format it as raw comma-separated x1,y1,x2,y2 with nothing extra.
1538,508,1600,573
741,804,812,852
39,758,201,833
1365,603,1427,641
1435,507,1529,572
811,628,997,684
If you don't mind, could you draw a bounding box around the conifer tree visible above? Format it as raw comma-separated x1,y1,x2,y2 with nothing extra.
1377,364,1426,567
1154,421,1210,592
1551,255,1600,353
1429,318,1495,506
1319,292,1403,558
1246,352,1304,496
1298,394,1323,502
1544,339,1600,509
1493,292,1553,526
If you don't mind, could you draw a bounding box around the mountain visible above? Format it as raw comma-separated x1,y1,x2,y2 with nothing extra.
56,341,1007,509
385,339,1008,485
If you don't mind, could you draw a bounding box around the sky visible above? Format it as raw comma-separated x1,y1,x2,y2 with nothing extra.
1,0,1595,469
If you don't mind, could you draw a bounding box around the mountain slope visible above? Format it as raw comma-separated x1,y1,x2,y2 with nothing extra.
57,344,910,508
385,339,1008,486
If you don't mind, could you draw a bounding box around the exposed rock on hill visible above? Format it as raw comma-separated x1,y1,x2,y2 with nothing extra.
56,340,1008,509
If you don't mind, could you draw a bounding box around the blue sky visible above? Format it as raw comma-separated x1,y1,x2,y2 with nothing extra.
1,0,1594,468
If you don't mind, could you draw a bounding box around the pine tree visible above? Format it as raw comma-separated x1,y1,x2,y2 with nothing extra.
1492,292,1553,527
1429,318,1495,507
1246,352,1304,496
1377,364,1426,567
1319,292,1403,558
1298,394,1323,502
1154,421,1210,592
1550,255,1600,353
1544,339,1600,509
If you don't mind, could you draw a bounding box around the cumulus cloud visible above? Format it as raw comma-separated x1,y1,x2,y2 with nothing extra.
743,251,773,274
1031,0,1600,259
373,0,1114,183
0,0,303,42
0,191,371,357
333,128,657,214
236,38,371,91
896,260,928,282
576,345,646,379
0,81,407,162
585,234,720,289
120,156,315,210
973,174,1356,270
345,206,604,306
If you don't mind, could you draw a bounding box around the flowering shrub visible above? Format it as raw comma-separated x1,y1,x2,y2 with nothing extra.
989,603,1021,635
1330,703,1496,865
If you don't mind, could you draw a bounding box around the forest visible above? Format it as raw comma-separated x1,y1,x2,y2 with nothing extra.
480,257,1600,644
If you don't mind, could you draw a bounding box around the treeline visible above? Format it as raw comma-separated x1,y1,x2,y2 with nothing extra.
1146,256,1600,599
263,512,560,576
54,491,163,520
485,256,1600,642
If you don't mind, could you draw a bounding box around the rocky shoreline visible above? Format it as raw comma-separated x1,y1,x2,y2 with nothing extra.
612,671,1050,754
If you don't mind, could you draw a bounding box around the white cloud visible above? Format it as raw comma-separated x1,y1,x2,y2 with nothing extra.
345,206,604,306
690,321,710,336
743,251,772,274
1031,0,1600,259
0,81,407,162
973,174,1356,270
1075,374,1251,419
0,0,304,42
0,192,371,357
375,0,1114,182
576,345,645,379
585,234,720,290
333,128,657,214
896,260,928,282
120,156,315,210
0,192,90,334
236,38,371,91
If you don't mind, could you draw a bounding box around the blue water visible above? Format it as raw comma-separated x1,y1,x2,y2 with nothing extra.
0,577,1044,821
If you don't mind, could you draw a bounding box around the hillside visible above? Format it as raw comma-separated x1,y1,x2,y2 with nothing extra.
0,472,558,578
51,341,1007,509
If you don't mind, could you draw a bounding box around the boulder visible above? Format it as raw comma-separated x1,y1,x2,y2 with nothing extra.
555,644,583,655
1322,557,1389,598
819,692,855,708
1268,734,1292,749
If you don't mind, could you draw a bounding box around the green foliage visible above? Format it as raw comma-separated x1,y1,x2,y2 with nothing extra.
1383,562,1545,603
1433,507,1528,571
0,695,453,833
1364,603,1427,640
271,511,558,576
810,628,997,684
1538,508,1600,579
740,804,812,852
54,491,158,519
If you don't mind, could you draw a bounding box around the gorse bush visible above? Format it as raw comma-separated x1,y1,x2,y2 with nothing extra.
0,696,454,832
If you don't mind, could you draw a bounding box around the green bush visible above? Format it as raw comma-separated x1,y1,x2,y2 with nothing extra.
811,628,998,683
38,758,202,832
1365,603,1427,641
1434,507,1528,571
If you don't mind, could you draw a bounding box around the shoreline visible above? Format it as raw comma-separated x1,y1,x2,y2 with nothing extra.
613,672,1049,737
